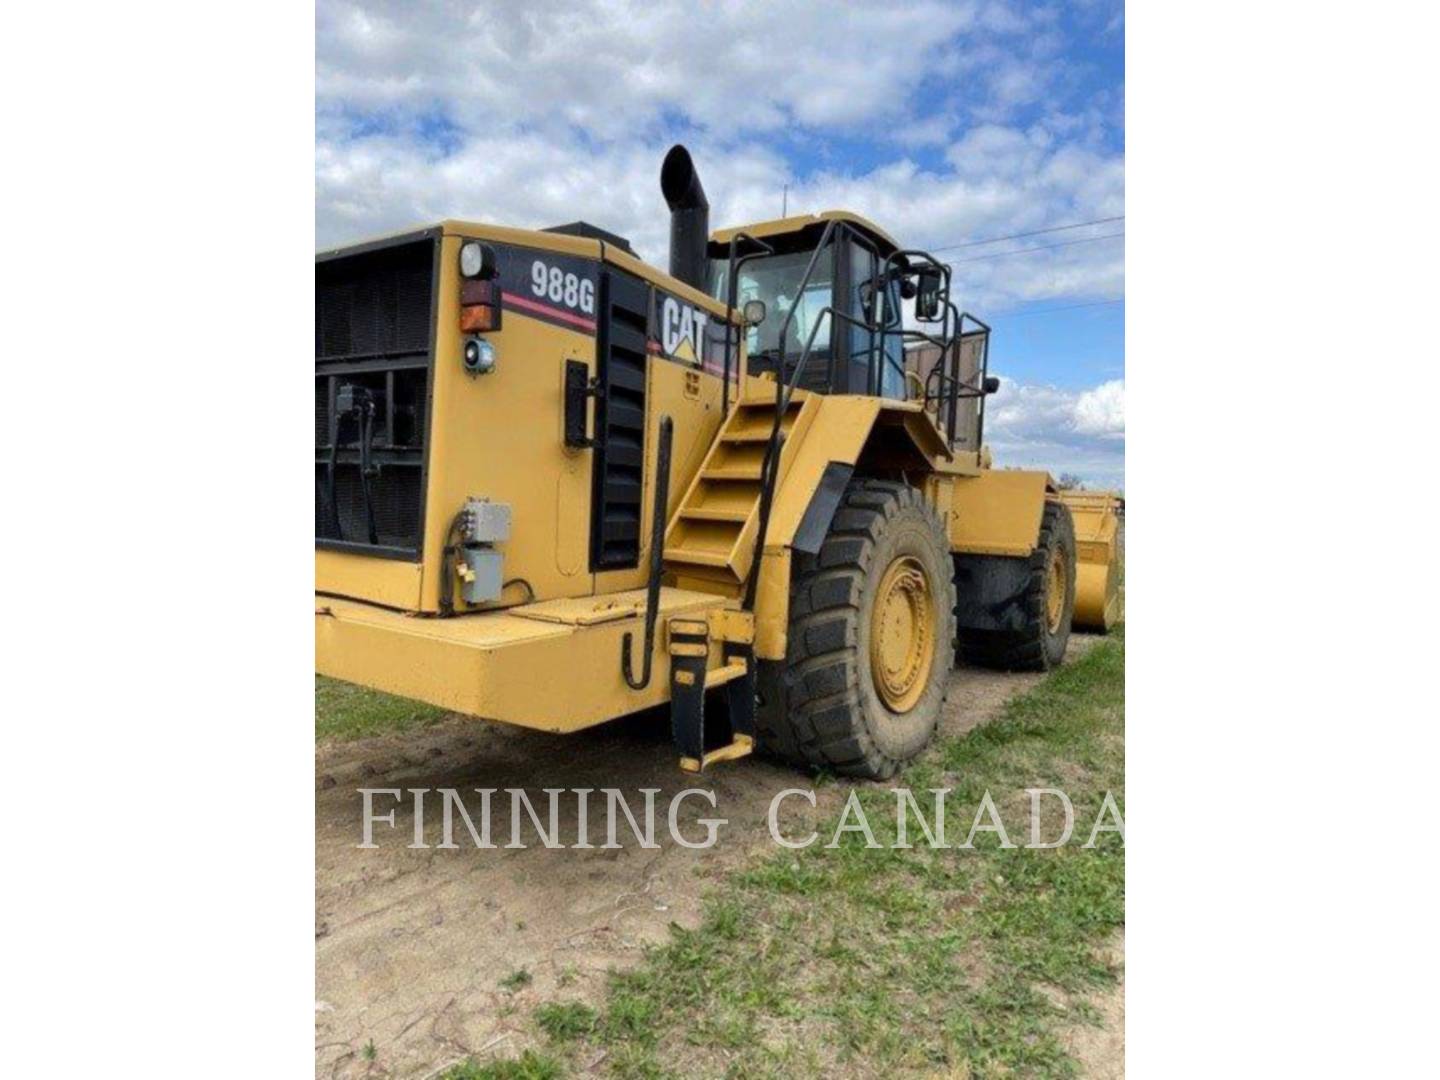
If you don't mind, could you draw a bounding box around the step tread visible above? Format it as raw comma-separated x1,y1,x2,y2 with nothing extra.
664,546,733,568
722,429,789,444
680,506,751,523
705,661,748,687
703,466,763,481
679,734,755,772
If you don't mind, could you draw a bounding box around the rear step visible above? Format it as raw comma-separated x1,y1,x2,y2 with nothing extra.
667,616,756,772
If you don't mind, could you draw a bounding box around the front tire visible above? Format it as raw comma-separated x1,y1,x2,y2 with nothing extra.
756,479,957,779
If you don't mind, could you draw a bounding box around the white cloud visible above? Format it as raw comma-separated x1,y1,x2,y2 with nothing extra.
317,1,995,138
316,121,1123,312
1073,379,1125,438
315,1,1125,481
984,376,1125,488
315,1,1124,314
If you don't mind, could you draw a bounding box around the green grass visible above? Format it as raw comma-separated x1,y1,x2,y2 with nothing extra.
314,674,448,743
437,1050,565,1080
536,1002,600,1042
501,967,535,992
537,628,1125,1078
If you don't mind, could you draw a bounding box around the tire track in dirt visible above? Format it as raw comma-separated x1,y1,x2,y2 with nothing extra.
315,636,1107,1079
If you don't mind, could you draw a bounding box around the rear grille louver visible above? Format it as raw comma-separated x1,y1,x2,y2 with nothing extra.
589,269,651,570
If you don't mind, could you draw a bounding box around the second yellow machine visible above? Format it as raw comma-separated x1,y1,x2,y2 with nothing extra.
316,145,1113,776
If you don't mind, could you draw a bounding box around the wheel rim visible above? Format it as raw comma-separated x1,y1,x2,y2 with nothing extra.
1046,546,1068,634
870,555,935,713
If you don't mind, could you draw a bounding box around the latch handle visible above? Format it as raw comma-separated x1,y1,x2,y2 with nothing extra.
564,359,600,449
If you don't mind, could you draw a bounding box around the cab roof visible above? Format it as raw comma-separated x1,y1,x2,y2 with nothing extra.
709,210,900,258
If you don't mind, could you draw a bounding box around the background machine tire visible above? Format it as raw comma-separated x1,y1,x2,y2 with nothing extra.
756,479,957,779
957,500,1076,672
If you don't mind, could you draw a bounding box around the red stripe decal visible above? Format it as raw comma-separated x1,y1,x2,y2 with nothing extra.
504,292,598,333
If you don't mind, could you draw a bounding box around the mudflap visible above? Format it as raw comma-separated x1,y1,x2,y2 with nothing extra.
953,553,1034,633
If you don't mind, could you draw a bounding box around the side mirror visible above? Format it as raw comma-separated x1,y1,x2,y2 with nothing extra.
915,267,946,322
742,298,767,327
982,375,1000,394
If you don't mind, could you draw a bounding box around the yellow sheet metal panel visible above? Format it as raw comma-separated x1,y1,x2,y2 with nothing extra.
753,547,792,661
711,210,899,255
440,220,601,259
603,244,733,319
409,223,729,611
419,232,598,612
948,470,1053,557
511,594,642,626
762,396,882,546
316,550,423,610
316,588,736,732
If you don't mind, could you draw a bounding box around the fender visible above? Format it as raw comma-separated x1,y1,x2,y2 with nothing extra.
751,395,950,658
948,468,1054,557
948,468,1061,634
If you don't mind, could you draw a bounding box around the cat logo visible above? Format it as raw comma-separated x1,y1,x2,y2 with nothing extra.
660,296,710,364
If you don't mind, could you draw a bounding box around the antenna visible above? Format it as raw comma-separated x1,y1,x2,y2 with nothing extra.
782,184,788,217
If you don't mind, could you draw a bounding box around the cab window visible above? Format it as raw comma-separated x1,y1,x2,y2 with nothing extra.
711,250,833,361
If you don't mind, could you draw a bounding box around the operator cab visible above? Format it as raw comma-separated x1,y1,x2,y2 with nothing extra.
707,210,993,452
708,211,911,400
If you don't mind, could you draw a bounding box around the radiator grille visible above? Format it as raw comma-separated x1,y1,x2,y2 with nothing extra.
589,269,651,570
315,234,436,558
317,239,435,360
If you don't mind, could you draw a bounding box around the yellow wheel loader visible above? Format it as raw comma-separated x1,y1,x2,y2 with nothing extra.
315,145,1119,776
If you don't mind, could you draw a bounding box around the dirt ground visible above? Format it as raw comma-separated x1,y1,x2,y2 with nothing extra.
315,637,1121,1079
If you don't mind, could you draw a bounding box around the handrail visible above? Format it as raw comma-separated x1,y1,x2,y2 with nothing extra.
743,302,875,609
622,414,674,689
720,232,775,419
741,218,843,610
966,312,993,448
739,229,992,612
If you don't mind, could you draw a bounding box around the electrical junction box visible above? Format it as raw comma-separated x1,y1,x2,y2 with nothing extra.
461,499,511,544
461,548,505,605
459,498,511,603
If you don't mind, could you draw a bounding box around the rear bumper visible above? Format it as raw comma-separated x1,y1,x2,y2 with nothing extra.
315,588,732,732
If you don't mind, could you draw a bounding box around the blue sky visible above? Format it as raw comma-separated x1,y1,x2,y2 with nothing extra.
316,0,1124,487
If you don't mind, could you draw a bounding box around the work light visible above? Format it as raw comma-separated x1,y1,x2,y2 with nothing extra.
463,337,496,375
459,241,496,279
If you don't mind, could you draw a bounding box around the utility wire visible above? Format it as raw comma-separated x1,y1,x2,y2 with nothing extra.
989,298,1125,320
931,215,1124,252
949,231,1124,264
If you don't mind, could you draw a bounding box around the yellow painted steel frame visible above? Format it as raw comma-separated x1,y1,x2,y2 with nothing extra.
316,589,742,732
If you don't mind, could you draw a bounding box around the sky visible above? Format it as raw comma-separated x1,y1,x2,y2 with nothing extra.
316,0,1124,488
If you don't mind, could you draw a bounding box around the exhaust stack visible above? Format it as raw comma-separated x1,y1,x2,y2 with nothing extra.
660,144,709,292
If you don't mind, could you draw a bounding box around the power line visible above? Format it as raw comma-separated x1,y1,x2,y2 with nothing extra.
949,231,1124,264
989,298,1125,320
931,215,1124,252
